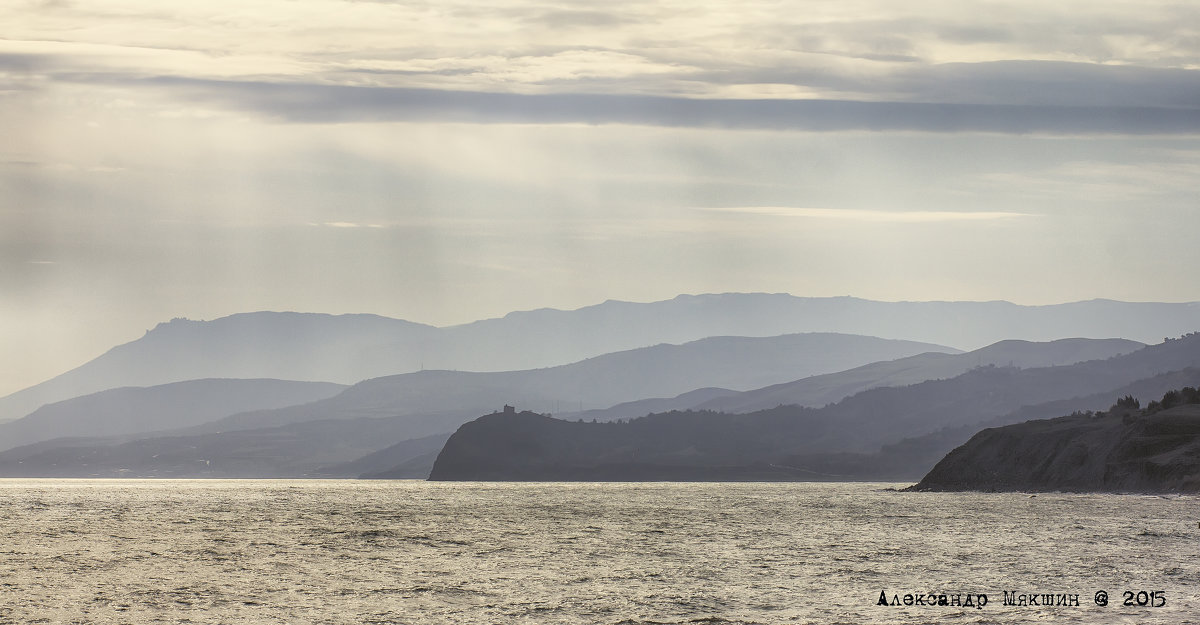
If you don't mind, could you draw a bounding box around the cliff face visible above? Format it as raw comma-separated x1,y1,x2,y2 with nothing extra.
428,411,563,481
427,409,826,481
910,404,1200,493
430,365,1200,484
430,365,1200,483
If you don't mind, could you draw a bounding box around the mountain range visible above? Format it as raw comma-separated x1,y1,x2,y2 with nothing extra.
186,332,956,436
567,338,1144,420
0,378,347,452
0,334,1153,478
0,332,955,467
0,415,451,478
4,294,1198,423
2,293,1197,480
429,333,1200,481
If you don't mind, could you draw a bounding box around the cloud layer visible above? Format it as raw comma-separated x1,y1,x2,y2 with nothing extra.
2,1,1198,133
698,207,1036,222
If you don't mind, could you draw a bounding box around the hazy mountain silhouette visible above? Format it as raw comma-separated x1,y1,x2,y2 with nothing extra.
4,294,1197,421
0,312,433,423
183,333,956,436
0,332,951,477
694,338,1145,413
0,379,346,453
8,337,1196,480
460,295,1196,358
321,432,454,479
0,414,457,478
574,338,1143,420
563,388,741,423
430,334,1200,480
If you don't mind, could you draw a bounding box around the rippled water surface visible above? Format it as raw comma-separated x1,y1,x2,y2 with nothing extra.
0,480,1197,624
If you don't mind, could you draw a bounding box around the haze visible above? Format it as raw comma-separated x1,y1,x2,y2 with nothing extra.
2,0,1199,395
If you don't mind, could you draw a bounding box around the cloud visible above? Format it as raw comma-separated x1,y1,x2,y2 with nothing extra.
309,219,388,229
312,222,387,229
3,1,1198,135
525,9,638,30
892,61,1200,108
676,59,1200,108
56,75,1184,135
978,158,1200,203
0,52,48,73
697,207,1036,222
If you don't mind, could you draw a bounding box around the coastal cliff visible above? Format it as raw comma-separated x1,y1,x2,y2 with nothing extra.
911,389,1200,492
427,408,826,481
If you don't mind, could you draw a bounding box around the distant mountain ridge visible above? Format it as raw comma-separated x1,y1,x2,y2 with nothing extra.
0,335,1155,478
0,336,1187,479
0,312,434,424
184,333,956,438
569,338,1145,420
3,294,1197,422
0,414,449,478
0,379,347,452
429,334,1200,481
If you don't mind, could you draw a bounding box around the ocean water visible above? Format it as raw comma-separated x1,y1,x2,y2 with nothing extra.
0,480,1196,625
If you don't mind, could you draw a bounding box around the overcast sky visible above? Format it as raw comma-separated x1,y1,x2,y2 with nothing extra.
2,0,1199,395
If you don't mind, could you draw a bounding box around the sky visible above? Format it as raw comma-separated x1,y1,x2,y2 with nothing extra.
2,0,1199,396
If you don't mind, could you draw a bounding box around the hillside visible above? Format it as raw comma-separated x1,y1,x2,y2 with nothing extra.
0,379,347,452
8,337,1197,480
429,335,1200,481
428,409,814,481
655,337,1144,417
185,333,955,436
5,294,1197,422
328,432,454,479
0,414,455,478
550,338,1143,422
0,312,433,423
770,368,1200,481
0,332,953,478
910,388,1200,493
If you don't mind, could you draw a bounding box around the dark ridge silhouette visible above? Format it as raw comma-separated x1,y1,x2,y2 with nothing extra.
910,387,1200,493
429,334,1200,481
428,409,827,481
776,368,1200,481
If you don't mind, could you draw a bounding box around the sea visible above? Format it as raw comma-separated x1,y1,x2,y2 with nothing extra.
0,480,1196,625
